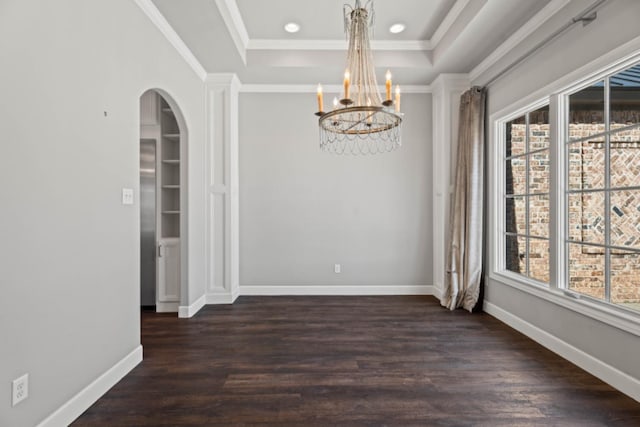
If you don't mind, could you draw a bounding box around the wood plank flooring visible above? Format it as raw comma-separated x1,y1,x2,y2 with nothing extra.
73,296,640,426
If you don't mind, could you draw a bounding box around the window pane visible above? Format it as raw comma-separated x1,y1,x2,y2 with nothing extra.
506,234,526,274
557,66,640,310
506,116,526,157
568,243,605,300
568,192,605,244
610,123,640,137
610,134,640,188
529,106,549,151
609,64,640,128
529,195,549,238
529,238,549,283
569,81,605,141
505,196,526,235
567,141,605,191
610,189,640,249
568,143,582,190
611,249,640,312
529,149,549,194
506,157,526,195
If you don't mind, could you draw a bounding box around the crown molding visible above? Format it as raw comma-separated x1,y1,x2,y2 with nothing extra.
247,39,431,51
134,0,207,81
215,0,249,64
373,40,431,51
430,73,470,92
239,84,431,94
469,0,571,84
429,0,472,48
247,39,346,51
205,73,242,90
215,0,434,58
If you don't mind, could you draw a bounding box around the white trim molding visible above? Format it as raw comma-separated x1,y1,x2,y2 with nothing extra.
214,0,249,64
205,73,241,306
489,272,640,338
239,84,431,94
156,301,179,313
485,302,640,403
178,294,207,318
470,0,571,84
207,289,240,304
488,35,640,124
133,0,207,80
213,0,481,61
247,39,431,51
240,285,437,296
210,184,228,194
205,72,243,88
429,0,472,48
37,346,143,427
486,38,640,339
430,73,470,301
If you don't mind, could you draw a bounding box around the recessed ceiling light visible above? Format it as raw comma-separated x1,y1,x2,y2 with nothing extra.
389,23,406,34
284,22,300,33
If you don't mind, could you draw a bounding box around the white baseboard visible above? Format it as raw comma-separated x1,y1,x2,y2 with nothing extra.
484,302,640,403
206,289,240,304
430,285,443,302
156,301,179,313
178,294,206,318
37,345,143,427
240,285,436,296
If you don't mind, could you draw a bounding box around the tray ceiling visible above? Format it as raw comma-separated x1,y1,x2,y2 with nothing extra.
149,0,563,85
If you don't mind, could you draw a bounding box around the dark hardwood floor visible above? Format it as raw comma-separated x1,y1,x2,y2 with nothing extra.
74,296,640,426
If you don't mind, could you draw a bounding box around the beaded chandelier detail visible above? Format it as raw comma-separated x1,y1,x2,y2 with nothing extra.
315,0,403,155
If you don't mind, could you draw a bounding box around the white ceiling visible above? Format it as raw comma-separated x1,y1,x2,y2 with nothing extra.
150,0,563,85
235,0,457,41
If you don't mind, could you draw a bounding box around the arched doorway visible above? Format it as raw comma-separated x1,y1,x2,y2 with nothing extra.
139,89,188,314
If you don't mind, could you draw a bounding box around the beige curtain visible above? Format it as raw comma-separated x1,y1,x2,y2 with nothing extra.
442,87,485,311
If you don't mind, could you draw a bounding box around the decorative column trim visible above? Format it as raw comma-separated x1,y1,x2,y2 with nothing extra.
204,73,241,304
431,74,470,301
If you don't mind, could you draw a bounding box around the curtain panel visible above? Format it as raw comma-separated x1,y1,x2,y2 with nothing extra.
442,87,486,311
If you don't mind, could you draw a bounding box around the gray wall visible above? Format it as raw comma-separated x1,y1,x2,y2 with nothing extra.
0,0,207,425
475,0,640,383
239,92,433,290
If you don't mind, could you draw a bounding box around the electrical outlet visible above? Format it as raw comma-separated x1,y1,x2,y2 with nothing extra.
121,188,134,205
12,374,28,406
334,264,341,273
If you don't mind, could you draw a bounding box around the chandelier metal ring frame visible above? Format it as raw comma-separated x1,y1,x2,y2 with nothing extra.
315,0,404,155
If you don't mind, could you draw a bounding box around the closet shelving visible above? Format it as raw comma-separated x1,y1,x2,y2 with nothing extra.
159,98,181,238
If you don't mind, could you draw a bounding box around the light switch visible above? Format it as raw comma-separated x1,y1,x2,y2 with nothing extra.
122,188,134,205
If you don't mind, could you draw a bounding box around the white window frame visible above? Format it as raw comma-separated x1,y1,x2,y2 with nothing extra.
498,100,552,288
488,44,640,337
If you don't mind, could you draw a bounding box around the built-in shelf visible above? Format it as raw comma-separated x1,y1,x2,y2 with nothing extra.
140,93,182,309
159,97,180,241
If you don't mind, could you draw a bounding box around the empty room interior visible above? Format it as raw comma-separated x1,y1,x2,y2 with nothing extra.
3,0,640,425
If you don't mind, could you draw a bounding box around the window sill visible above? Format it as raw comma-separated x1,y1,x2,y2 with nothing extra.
488,270,640,337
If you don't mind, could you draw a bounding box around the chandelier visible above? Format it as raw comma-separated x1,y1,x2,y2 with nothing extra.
315,0,403,155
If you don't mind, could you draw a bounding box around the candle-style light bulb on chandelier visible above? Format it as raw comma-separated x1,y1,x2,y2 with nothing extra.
315,0,403,155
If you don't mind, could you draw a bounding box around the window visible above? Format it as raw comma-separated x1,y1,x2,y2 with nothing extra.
498,60,640,315
566,65,640,312
504,105,550,284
